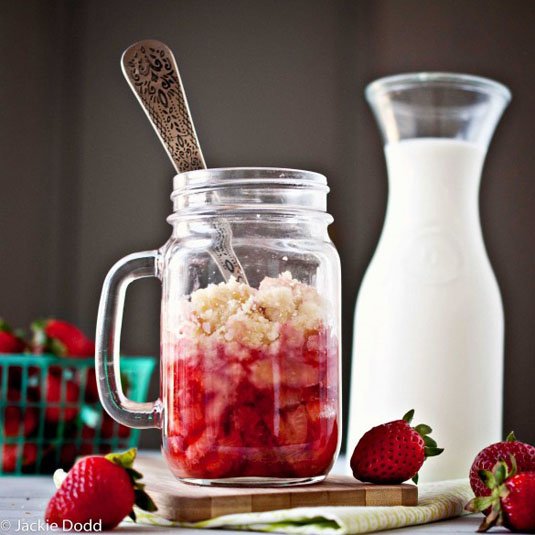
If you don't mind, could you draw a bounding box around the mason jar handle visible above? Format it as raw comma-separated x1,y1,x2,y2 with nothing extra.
96,250,162,429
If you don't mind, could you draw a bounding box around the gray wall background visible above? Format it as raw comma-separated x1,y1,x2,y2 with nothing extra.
1,0,533,450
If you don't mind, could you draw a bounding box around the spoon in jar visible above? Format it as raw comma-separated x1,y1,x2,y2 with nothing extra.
121,39,248,284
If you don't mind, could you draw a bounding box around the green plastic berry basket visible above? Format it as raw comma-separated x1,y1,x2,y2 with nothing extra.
0,354,156,475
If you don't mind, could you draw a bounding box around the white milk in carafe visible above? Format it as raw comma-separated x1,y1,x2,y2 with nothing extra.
348,138,504,482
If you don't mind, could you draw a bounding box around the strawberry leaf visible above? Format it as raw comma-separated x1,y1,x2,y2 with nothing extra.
415,424,432,436
30,319,68,356
0,319,13,332
412,473,419,484
105,448,158,516
134,488,157,512
465,495,494,512
423,435,437,448
49,338,67,357
493,461,506,485
508,454,518,477
129,468,144,480
106,448,136,470
479,469,496,489
402,409,415,424
405,410,444,473
424,447,444,457
13,328,26,340
505,430,516,442
31,320,48,350
477,507,501,533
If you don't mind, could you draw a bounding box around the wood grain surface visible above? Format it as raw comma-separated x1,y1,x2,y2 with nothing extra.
136,456,418,522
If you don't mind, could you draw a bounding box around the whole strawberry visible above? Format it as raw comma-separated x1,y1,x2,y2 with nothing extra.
2,401,38,437
350,409,443,484
466,456,535,532
2,444,38,473
0,319,25,353
32,319,95,357
470,431,535,499
44,369,80,423
45,448,156,530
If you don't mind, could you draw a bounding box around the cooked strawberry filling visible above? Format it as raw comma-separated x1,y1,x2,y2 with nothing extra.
163,273,339,479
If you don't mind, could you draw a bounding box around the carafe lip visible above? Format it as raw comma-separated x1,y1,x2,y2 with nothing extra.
172,167,328,196
366,72,512,103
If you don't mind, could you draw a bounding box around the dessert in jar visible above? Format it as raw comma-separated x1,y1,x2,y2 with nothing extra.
97,168,341,486
163,272,338,482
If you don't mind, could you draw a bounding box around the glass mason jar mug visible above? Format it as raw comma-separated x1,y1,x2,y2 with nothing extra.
96,168,341,486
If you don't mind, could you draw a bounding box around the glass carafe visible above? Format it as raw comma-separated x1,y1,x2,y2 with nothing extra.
348,73,511,481
96,168,341,486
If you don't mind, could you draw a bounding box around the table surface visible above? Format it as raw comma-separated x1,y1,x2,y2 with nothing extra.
0,457,506,535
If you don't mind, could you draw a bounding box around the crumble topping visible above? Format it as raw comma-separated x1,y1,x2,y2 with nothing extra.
176,272,327,349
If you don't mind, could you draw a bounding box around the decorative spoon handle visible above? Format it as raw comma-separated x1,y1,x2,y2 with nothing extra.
122,40,247,284
122,39,205,173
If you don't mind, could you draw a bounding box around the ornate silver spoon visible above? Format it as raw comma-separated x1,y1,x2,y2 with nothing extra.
121,39,247,284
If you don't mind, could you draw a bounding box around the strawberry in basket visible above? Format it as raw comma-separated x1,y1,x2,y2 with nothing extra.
2,444,38,473
31,319,95,358
0,319,27,394
31,319,94,425
44,368,81,423
0,319,26,354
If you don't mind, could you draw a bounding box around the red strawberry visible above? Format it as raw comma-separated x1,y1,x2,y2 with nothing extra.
470,431,535,499
305,399,332,442
118,424,131,440
101,413,131,440
85,368,129,404
45,448,156,530
79,443,94,456
59,444,78,469
180,430,243,479
45,369,80,423
32,319,95,357
84,368,99,402
280,360,319,389
0,320,25,353
278,405,309,445
81,425,96,440
286,420,339,478
101,417,116,439
232,404,264,442
466,456,535,532
278,387,302,410
2,366,40,400
2,444,38,473
350,409,443,484
2,402,38,437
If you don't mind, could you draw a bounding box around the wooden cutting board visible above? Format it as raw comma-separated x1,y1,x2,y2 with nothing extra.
136,456,418,522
